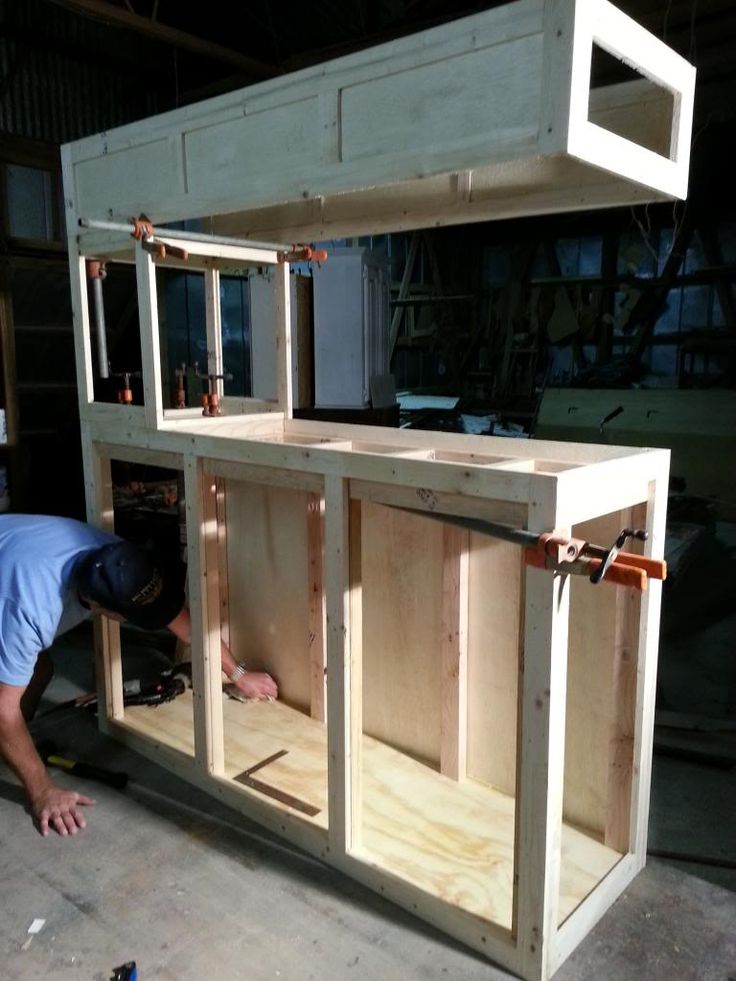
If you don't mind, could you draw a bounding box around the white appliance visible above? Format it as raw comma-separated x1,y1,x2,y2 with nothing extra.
312,248,389,409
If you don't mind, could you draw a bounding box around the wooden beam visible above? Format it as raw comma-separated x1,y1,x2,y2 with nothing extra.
307,491,327,723
184,455,225,776
84,441,124,722
325,476,362,855
204,268,224,398
440,524,469,780
604,508,642,853
514,476,570,979
136,243,165,429
45,0,276,78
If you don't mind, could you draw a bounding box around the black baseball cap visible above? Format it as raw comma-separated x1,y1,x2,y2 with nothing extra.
77,541,185,630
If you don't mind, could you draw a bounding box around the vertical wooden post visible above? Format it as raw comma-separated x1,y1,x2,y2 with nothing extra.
629,468,668,861
604,504,645,853
325,476,362,854
307,491,327,723
61,148,95,410
184,454,225,775
204,268,224,397
136,244,165,429
440,525,469,780
274,262,293,418
215,477,230,650
515,477,570,980
538,0,578,157
83,441,124,722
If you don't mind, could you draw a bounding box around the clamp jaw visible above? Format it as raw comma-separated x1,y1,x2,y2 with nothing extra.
196,364,233,416
110,369,142,405
525,527,664,591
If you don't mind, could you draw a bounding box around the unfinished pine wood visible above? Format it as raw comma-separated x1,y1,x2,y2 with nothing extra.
84,442,123,722
135,244,165,429
515,477,570,978
225,481,312,712
440,525,469,780
361,502,444,767
124,693,621,931
84,416,668,979
204,268,224,397
630,470,668,862
184,456,225,775
605,516,642,854
64,4,681,973
466,537,523,795
564,508,641,844
307,492,327,722
324,475,362,855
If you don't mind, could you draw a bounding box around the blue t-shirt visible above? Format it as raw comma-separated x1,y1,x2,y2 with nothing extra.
0,515,118,687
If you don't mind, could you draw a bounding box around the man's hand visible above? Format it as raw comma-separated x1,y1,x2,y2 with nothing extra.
233,671,278,702
31,783,95,837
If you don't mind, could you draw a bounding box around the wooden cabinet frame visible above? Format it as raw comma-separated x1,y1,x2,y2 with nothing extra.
61,3,689,977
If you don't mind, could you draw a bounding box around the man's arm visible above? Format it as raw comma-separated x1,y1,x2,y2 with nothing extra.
0,682,94,836
167,608,278,701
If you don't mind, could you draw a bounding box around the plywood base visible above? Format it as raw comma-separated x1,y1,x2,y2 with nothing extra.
125,693,621,932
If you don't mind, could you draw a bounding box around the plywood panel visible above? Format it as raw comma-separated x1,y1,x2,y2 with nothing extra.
467,536,523,794
125,693,621,931
564,508,641,841
340,35,541,162
361,502,444,766
185,97,322,202
225,481,312,711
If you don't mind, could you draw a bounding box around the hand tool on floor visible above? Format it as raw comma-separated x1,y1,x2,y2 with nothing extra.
119,661,192,706
396,508,666,591
233,749,320,816
110,962,137,981
30,663,193,730
36,739,128,790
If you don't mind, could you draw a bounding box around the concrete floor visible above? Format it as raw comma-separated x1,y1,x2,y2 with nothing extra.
2,527,735,980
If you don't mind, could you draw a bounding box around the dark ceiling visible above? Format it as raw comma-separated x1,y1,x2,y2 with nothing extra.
30,0,736,122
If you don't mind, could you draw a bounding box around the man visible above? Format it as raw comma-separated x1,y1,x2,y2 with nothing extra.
0,513,277,838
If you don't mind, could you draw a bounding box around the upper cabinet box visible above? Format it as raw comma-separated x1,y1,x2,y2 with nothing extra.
62,0,695,244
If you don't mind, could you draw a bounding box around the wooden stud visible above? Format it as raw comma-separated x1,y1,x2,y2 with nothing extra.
440,525,469,780
274,262,293,418
83,438,123,721
204,268,224,397
629,469,669,862
184,454,225,775
604,505,644,853
62,6,680,973
136,243,165,429
515,475,570,980
307,491,327,723
325,475,362,855
216,477,231,650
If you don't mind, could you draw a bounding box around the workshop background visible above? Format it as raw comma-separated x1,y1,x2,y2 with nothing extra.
0,1,734,979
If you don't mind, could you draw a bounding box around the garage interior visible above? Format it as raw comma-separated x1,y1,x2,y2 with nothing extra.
1,1,735,979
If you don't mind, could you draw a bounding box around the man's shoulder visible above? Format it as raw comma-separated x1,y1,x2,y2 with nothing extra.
0,514,118,551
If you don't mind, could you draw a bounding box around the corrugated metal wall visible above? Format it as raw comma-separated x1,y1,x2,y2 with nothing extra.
0,0,160,144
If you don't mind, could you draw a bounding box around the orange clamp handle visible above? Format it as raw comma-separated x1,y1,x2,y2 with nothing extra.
278,245,328,263
586,558,648,591
613,551,667,581
524,549,648,592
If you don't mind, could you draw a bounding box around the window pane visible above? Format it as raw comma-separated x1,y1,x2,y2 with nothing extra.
6,164,54,241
